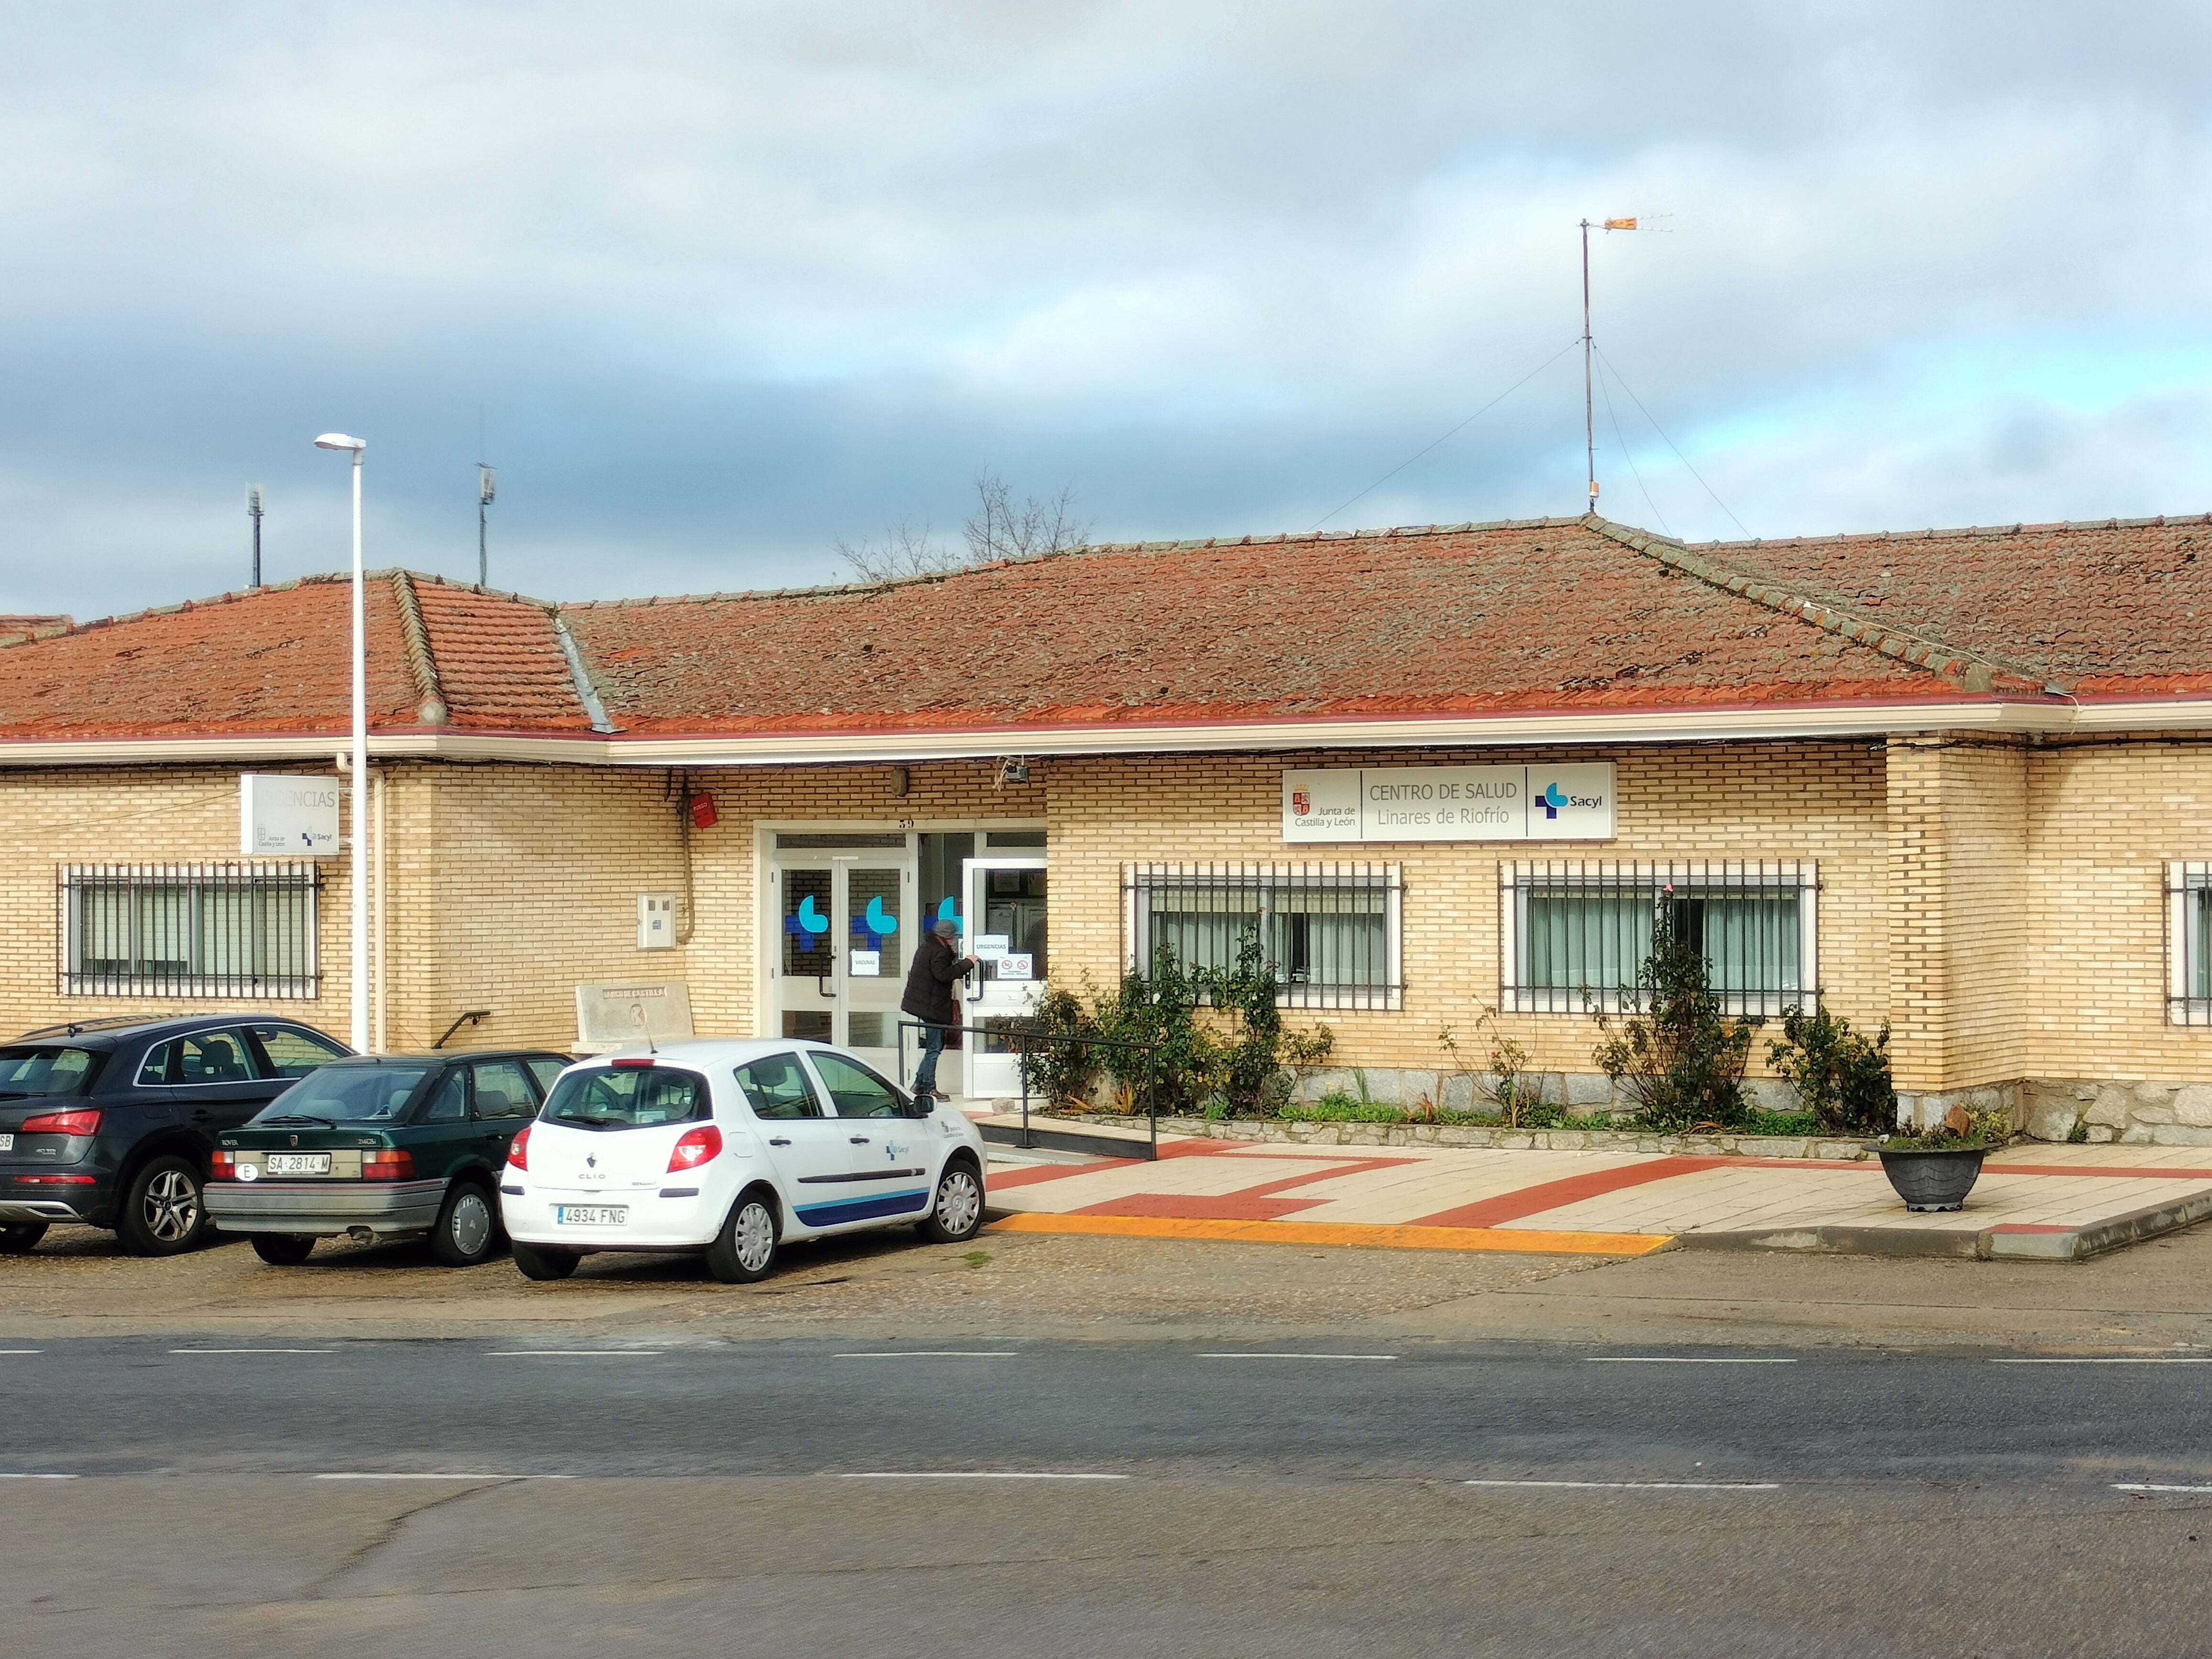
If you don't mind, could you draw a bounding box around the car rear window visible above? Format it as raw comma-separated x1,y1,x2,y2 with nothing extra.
0,1046,101,1098
257,1062,436,1123
542,1066,709,1130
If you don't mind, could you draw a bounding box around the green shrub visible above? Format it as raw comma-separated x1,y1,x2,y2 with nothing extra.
1590,900,1760,1132
1014,984,1100,1107
1206,933,1286,1114
1764,1006,1894,1135
1736,1110,1820,1138
1091,943,1223,1116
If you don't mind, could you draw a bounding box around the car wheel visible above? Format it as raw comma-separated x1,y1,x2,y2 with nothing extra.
430,1182,501,1268
921,1158,984,1244
512,1241,579,1281
250,1233,316,1266
117,1155,207,1256
0,1223,46,1254
705,1189,779,1284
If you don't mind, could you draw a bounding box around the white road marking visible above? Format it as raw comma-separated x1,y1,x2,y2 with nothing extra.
1465,1479,1781,1491
1198,1353,1398,1361
312,1472,574,1481
833,1351,1021,1359
0,1349,41,1355
484,1350,667,1358
1991,1358,2212,1365
2114,1483,2212,1493
1586,1357,1798,1365
168,1348,335,1355
0,1472,77,1479
837,1471,1129,1481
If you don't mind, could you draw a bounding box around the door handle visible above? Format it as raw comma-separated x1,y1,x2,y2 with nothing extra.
849,1136,870,1145
768,1137,792,1146
816,975,837,1000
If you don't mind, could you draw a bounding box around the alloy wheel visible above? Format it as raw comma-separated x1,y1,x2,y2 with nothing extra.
144,1168,199,1244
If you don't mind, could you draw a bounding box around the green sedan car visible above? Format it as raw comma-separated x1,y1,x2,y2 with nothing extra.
205,1050,571,1266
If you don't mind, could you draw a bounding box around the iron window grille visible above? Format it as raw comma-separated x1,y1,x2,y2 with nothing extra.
59,863,321,1000
2166,863,2212,1026
1500,860,1818,1016
1123,863,1403,1011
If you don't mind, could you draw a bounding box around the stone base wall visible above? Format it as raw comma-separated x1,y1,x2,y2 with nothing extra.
1896,1079,2212,1145
1285,1065,1803,1116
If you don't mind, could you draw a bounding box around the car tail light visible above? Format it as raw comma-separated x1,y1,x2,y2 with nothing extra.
507,1124,531,1171
13,1174,94,1185
361,1149,415,1181
210,1149,235,1177
20,1108,100,1136
667,1125,722,1172
612,1057,653,1069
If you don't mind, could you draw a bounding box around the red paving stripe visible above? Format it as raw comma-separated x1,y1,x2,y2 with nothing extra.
1409,1156,1714,1229
1074,1192,1331,1222
984,1160,1139,1191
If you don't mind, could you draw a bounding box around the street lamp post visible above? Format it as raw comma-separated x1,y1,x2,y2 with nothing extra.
313,432,370,1053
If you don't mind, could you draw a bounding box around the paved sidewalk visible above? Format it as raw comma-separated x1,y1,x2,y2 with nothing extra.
978,1124,2212,1261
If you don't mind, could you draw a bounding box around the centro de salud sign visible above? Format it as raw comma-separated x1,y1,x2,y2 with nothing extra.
1281,763,1615,843
239,774,340,857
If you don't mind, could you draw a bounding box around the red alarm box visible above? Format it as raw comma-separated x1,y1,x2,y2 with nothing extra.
687,792,719,830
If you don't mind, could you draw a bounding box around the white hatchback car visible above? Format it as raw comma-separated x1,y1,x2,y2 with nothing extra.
499,1039,988,1283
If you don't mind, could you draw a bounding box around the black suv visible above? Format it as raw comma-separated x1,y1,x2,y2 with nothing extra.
0,1016,352,1256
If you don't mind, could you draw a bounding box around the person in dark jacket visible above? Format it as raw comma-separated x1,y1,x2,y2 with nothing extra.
901,916,975,1099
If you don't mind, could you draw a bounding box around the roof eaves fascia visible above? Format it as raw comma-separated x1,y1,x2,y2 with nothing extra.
1579,514,2048,697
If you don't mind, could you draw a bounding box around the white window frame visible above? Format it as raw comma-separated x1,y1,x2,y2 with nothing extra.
59,862,320,1000
1123,862,1404,1012
1499,859,1819,1016
2167,862,2212,1026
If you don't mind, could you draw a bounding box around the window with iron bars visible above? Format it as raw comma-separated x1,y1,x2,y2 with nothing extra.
1499,861,1818,1016
2166,863,2212,1026
1123,863,1402,1011
59,863,320,999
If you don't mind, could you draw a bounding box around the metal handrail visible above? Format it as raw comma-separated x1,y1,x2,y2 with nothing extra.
895,1017,1161,1160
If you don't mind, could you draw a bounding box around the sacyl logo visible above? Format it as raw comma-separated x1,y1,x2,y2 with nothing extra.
1535,781,1604,820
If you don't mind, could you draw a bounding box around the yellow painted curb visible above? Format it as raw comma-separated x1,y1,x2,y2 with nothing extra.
984,1212,1673,1256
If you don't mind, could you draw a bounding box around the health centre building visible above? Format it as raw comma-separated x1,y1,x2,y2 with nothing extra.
3,509,2212,1144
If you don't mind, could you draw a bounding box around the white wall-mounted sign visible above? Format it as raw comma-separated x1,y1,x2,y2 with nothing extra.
1282,763,1615,843
575,981,696,1052
995,953,1034,981
849,949,882,977
973,933,1011,960
240,774,340,857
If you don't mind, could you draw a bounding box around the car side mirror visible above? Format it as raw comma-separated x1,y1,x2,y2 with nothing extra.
909,1094,934,1117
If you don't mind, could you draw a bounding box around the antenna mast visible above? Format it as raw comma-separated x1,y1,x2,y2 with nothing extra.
1580,216,1642,513
246,484,264,588
476,464,496,587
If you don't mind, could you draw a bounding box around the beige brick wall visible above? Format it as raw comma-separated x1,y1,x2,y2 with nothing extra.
1885,736,2029,1092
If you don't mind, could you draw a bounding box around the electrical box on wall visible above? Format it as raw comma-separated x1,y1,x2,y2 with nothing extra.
637,893,676,950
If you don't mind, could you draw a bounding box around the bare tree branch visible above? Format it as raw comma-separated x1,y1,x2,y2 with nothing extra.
835,474,1091,583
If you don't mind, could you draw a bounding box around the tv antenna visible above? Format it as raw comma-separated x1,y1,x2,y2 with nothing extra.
246,484,265,588
1579,215,1665,510
476,464,496,587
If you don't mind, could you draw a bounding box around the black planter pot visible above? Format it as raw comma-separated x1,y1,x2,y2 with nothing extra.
1870,1144,1989,1212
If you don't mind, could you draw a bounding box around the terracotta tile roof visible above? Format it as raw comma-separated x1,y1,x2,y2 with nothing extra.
1677,514,2212,697
18,509,2211,747
559,517,1985,736
0,573,589,740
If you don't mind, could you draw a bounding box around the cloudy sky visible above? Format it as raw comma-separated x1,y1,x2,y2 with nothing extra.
3,1,2208,619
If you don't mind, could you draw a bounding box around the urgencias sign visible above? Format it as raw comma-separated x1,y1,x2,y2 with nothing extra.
1281,764,1615,843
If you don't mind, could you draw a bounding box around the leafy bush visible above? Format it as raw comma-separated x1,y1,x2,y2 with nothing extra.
1590,901,1760,1132
1090,943,1223,1117
1765,1006,1894,1135
1207,933,1286,1113
1736,1110,1819,1137
1014,984,1099,1107
1880,1102,2013,1150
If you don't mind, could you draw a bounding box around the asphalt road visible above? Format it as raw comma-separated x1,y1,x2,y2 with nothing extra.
12,1336,2212,1655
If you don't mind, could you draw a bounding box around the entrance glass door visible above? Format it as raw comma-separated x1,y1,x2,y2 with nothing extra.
962,856,1047,1100
769,857,911,1073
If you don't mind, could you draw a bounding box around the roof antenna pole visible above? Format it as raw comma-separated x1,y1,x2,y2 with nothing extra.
1581,219,1596,512
246,484,265,588
477,463,496,588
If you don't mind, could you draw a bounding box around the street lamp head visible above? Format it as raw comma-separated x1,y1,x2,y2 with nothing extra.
313,433,365,453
